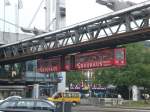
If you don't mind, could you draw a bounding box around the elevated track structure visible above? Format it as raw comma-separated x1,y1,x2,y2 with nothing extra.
0,1,150,64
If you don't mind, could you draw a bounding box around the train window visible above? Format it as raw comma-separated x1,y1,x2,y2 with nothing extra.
115,49,124,60
26,60,36,72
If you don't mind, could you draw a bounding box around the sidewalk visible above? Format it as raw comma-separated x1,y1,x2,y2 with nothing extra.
104,105,150,110
80,98,150,110
72,105,150,112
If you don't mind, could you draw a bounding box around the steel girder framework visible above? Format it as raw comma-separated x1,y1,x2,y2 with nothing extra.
1,1,150,64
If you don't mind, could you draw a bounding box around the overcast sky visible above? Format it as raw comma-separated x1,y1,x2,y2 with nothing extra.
0,0,147,33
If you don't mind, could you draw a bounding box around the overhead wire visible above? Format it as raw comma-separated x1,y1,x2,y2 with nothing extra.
0,0,45,34
46,18,56,31
0,18,22,28
27,0,44,28
0,0,54,33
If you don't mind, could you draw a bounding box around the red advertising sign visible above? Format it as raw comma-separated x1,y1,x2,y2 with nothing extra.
75,49,114,70
101,49,114,67
37,48,126,73
74,48,126,70
37,57,61,73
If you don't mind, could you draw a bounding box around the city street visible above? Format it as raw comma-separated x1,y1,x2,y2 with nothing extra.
72,105,150,112
0,0,150,112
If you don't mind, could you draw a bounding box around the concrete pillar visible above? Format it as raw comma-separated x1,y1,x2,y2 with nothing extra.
132,85,139,101
32,84,39,98
57,72,66,92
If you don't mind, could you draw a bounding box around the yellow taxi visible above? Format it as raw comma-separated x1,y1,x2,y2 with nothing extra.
48,92,80,105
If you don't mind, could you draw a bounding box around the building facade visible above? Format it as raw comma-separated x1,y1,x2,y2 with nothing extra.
0,0,66,99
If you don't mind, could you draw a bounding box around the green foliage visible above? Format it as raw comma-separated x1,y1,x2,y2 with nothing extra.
93,42,150,88
66,71,85,86
66,42,150,89
93,68,117,85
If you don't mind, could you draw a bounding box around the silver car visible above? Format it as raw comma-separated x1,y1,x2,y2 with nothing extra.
0,96,22,104
0,98,56,112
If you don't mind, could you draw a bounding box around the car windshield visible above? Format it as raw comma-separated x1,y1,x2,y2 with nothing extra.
5,96,21,101
0,101,16,108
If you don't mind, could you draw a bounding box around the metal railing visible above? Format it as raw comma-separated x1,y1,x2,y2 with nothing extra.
80,98,123,106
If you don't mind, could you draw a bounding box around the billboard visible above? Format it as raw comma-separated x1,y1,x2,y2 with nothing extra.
37,48,126,73
37,57,61,73
74,48,125,70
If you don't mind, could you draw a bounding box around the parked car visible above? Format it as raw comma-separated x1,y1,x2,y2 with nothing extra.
0,98,56,112
0,96,22,104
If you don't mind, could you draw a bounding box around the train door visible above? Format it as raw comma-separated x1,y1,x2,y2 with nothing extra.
114,48,126,66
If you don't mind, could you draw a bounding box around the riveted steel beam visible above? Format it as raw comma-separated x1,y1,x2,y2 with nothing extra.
0,1,150,64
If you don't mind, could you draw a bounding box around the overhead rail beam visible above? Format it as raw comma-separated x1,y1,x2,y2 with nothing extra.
0,1,150,64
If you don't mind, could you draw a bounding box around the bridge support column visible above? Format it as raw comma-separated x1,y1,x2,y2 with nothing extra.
143,16,149,27
125,15,131,31
132,85,139,101
57,72,66,92
32,84,39,99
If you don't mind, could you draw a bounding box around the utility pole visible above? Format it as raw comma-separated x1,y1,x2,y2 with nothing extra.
55,0,61,30
15,0,23,41
45,0,66,93
45,0,66,31
15,3,19,34
3,0,11,43
45,0,50,31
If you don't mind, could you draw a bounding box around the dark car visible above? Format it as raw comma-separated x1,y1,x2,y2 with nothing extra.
0,98,56,112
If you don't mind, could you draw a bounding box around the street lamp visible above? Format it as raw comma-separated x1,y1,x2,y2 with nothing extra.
15,0,23,41
3,0,11,43
15,0,23,33
4,0,11,31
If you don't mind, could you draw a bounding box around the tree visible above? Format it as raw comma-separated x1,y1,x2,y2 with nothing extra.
66,71,85,86
66,41,150,98
92,42,150,99
93,68,117,85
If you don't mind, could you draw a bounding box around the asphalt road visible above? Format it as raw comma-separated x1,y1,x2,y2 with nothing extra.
72,105,150,112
